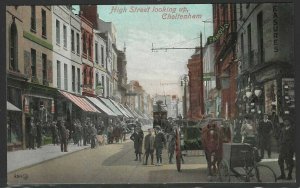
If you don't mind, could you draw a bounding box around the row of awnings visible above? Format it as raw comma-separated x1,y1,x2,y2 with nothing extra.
58,90,150,120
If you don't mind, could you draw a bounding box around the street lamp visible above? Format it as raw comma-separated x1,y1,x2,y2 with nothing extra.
181,74,188,119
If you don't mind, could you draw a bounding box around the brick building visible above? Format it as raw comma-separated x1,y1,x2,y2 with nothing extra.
80,13,94,96
187,47,204,120
213,4,238,120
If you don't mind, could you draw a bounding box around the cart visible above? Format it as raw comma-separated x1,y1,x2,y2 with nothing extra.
174,118,226,172
218,143,277,182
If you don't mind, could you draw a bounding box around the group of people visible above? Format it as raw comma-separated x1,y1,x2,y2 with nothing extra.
28,116,131,152
235,113,295,180
130,124,178,166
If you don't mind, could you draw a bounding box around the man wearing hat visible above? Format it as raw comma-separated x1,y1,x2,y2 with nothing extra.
277,116,295,180
130,127,144,161
143,128,155,165
257,113,273,158
154,126,166,166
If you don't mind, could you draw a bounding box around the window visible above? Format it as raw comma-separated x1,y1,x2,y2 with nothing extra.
76,33,80,55
31,49,36,78
246,3,250,8
72,66,75,92
31,6,36,32
57,61,61,89
10,21,18,71
83,67,87,85
95,73,99,88
101,46,104,67
257,12,264,64
77,68,80,93
56,20,60,45
102,75,105,95
90,68,93,85
247,24,252,66
42,54,47,85
64,64,68,90
63,25,67,48
42,9,46,37
95,42,99,64
241,33,244,61
71,29,75,52
239,4,243,20
88,36,92,58
82,32,86,54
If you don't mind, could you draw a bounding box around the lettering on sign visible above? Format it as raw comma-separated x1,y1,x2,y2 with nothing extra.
273,5,279,52
207,23,230,44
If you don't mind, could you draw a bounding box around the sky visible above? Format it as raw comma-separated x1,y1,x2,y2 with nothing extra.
74,4,213,97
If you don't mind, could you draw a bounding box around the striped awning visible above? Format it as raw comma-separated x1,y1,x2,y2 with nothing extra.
86,96,117,116
59,91,100,113
108,99,130,118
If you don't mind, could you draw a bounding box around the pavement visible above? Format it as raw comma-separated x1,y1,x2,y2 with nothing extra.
7,143,90,173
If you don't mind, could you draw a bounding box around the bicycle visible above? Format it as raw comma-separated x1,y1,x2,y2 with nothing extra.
218,143,277,182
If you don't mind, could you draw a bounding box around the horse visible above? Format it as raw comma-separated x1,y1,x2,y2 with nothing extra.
201,123,231,176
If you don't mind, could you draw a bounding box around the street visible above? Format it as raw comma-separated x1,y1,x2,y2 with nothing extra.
7,128,295,184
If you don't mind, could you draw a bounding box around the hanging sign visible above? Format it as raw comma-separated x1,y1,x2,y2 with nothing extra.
207,23,230,44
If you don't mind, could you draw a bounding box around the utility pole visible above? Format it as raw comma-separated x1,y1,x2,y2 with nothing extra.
200,32,204,115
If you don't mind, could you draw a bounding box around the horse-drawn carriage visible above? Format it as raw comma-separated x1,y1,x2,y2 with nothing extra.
174,118,277,182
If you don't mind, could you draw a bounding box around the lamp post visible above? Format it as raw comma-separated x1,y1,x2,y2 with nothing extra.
181,74,188,119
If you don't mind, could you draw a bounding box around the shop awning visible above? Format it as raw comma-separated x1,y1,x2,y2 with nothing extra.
59,91,100,113
85,96,117,117
98,97,123,116
7,101,21,111
119,104,135,118
108,99,130,118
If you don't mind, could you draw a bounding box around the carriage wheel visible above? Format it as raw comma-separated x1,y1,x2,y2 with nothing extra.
175,129,181,172
218,159,230,182
253,164,277,182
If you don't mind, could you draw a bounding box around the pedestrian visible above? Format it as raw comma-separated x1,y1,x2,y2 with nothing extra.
130,127,144,161
257,114,273,159
168,128,176,164
51,121,58,145
107,123,114,144
60,120,68,152
143,128,155,165
241,116,257,147
82,120,88,146
277,116,295,180
29,117,37,149
154,126,166,166
91,124,97,149
36,120,42,148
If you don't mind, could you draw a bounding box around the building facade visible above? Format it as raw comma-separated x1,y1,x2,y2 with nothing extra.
213,4,238,120
187,47,204,120
236,3,294,119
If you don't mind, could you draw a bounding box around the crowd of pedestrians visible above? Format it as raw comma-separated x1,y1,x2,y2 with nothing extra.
27,116,131,152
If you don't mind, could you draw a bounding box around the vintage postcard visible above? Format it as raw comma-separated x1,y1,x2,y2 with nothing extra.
5,2,296,186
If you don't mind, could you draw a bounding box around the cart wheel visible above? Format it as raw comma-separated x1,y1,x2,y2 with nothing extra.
175,128,181,172
218,159,230,182
254,164,277,182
